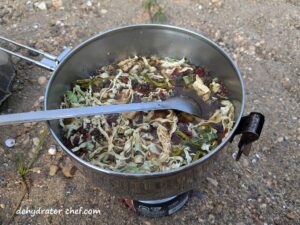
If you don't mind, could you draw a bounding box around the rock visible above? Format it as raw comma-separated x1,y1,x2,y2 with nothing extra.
5,138,15,148
52,0,63,9
31,167,41,174
34,2,47,10
286,212,297,220
211,0,222,7
234,34,245,44
214,30,221,40
24,122,33,128
62,166,76,178
260,203,267,209
206,177,218,187
0,204,5,209
232,152,237,159
22,135,30,145
32,137,40,146
39,96,45,102
282,77,291,90
242,158,250,167
38,76,47,85
100,9,108,14
60,158,77,178
86,0,92,7
277,137,284,142
48,145,57,155
248,46,256,55
49,165,59,176
208,214,215,223
297,135,300,141
143,221,151,225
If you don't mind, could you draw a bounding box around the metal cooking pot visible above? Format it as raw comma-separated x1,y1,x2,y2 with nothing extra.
0,25,264,200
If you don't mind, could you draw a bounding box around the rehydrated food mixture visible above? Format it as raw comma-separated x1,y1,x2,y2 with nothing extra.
60,56,234,173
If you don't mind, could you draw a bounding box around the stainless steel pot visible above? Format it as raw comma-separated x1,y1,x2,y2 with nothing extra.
0,25,264,200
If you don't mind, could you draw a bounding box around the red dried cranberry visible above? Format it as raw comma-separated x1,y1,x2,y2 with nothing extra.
90,129,101,139
137,84,153,94
120,76,129,83
171,133,182,145
106,114,119,124
159,91,166,100
62,139,74,149
195,67,205,77
178,123,192,136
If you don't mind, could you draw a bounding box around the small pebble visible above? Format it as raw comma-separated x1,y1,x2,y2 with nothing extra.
49,165,59,176
260,203,267,209
39,96,45,102
100,9,108,14
48,145,57,155
38,76,47,85
52,0,63,9
242,158,249,167
31,167,41,174
232,152,237,159
208,214,215,223
60,158,77,178
33,23,39,29
32,137,40,146
24,122,33,128
86,0,92,7
5,138,15,148
277,137,284,142
206,177,218,187
0,204,5,209
286,212,297,220
34,1,47,10
62,166,76,178
22,135,30,145
282,77,291,90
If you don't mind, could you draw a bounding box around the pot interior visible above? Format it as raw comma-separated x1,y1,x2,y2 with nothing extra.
45,25,244,161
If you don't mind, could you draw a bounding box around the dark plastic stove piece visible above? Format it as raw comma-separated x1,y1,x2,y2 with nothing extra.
124,191,192,217
230,112,265,161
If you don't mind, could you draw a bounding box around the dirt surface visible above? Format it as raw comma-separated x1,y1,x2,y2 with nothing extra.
0,0,299,224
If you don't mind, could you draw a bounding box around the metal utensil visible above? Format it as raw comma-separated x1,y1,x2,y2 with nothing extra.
0,96,202,126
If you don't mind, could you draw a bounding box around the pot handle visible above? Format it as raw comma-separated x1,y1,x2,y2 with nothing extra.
0,36,71,71
230,112,265,161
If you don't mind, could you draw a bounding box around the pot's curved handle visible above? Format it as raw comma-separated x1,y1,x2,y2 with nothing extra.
230,112,265,161
0,36,71,71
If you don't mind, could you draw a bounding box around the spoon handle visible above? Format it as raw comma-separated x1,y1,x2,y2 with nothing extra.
0,101,170,126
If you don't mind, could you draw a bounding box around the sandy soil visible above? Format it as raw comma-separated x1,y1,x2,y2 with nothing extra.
0,0,299,224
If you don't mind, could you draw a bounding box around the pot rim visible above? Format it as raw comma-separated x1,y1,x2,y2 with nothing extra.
44,24,245,178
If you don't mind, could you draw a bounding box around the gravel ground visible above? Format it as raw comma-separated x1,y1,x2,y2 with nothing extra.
0,0,299,224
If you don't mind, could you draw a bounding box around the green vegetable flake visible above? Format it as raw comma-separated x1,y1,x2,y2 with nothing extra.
66,91,78,104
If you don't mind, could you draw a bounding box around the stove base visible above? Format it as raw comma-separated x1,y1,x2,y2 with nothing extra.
124,191,192,217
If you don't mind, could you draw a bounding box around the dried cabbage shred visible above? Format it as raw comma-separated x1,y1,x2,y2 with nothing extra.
60,56,235,173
